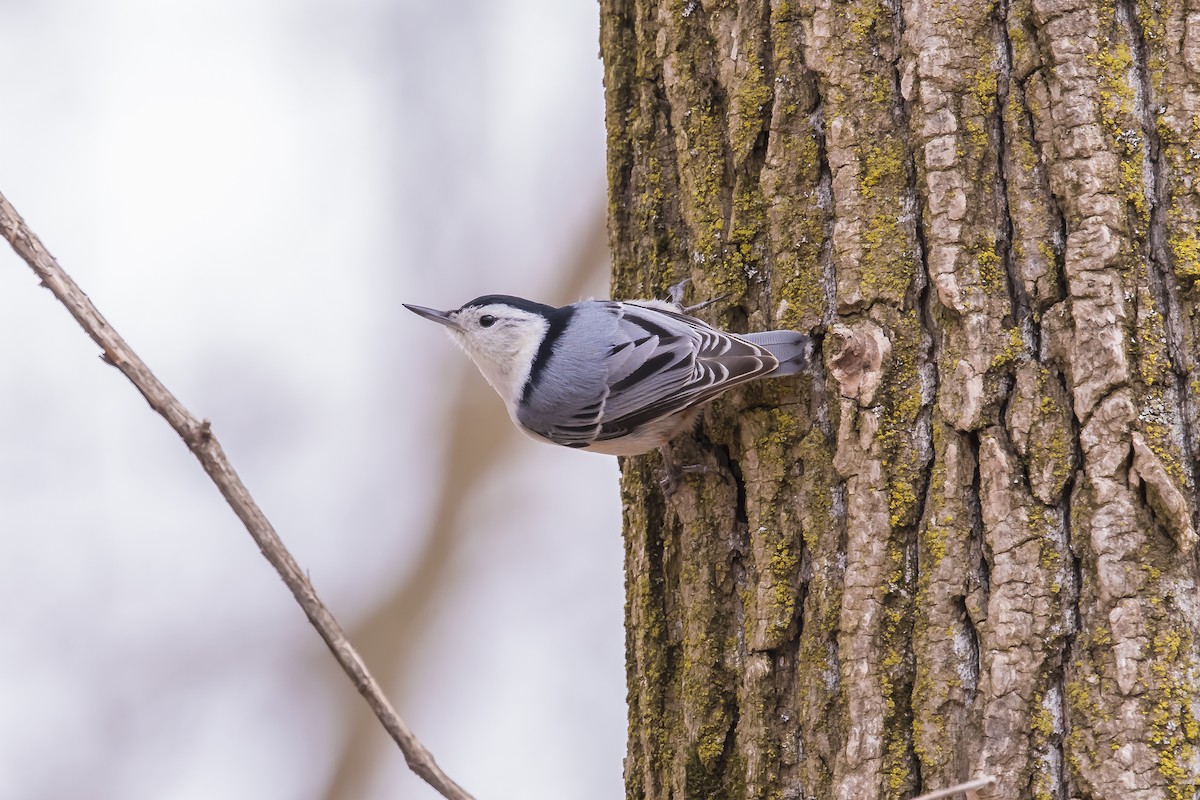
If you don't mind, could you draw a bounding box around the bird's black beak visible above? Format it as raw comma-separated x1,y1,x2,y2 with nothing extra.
404,304,462,331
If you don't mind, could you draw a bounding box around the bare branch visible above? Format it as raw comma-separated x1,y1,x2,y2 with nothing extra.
0,191,475,800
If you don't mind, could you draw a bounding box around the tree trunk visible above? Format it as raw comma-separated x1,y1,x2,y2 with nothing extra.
599,0,1200,798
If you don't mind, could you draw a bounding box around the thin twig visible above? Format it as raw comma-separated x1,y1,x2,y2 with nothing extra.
0,191,475,800
912,775,997,800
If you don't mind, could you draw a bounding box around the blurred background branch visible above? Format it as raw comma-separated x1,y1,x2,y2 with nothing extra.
0,191,475,800
321,206,610,800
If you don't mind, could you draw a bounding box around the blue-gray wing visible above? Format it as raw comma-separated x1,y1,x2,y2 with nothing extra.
518,301,778,448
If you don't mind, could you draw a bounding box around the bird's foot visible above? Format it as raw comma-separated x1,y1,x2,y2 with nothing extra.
658,446,718,496
666,278,690,306
682,296,727,314
666,278,727,314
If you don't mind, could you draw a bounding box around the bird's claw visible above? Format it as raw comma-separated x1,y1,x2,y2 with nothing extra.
667,278,690,306
682,295,727,314
666,277,727,314
658,447,718,496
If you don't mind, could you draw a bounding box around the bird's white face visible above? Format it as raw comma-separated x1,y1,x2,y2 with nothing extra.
410,302,549,412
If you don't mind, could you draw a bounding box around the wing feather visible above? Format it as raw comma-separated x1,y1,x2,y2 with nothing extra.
518,301,779,449
592,303,777,443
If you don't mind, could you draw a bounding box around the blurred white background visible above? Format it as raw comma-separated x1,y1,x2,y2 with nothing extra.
0,1,623,798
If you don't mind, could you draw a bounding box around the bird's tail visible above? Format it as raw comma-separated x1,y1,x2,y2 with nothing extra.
743,330,814,377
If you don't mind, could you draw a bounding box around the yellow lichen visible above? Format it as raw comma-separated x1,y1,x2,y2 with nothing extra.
1169,232,1200,281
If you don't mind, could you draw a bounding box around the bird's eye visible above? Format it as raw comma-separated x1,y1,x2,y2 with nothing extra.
479,314,497,328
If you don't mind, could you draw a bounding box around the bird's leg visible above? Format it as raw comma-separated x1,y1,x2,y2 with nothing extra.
659,446,683,495
666,277,691,307
658,445,719,496
665,277,727,314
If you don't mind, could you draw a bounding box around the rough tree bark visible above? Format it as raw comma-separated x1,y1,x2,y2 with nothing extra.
600,0,1200,798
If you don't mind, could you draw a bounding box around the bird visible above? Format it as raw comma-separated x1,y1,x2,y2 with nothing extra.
403,295,813,456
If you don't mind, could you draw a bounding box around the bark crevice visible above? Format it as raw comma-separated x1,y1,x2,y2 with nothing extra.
996,0,1035,336
1124,0,1200,502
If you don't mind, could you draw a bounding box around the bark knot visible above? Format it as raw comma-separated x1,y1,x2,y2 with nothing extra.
827,321,890,406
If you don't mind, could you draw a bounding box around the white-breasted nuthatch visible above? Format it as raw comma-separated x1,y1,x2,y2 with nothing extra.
404,295,813,456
